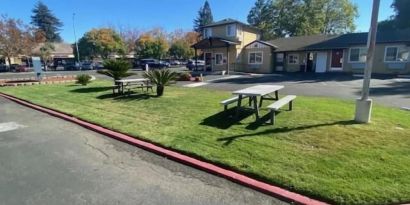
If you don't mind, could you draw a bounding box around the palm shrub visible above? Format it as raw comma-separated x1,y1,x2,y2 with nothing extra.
97,59,134,84
76,74,92,86
143,69,177,96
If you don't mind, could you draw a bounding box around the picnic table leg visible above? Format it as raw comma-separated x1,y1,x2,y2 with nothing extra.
275,91,279,100
235,95,243,119
259,96,264,107
253,96,260,120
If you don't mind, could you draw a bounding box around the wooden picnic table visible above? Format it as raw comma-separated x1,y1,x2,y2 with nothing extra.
232,85,284,120
115,78,150,94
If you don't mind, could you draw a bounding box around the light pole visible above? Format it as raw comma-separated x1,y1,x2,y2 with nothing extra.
72,13,81,70
354,0,380,123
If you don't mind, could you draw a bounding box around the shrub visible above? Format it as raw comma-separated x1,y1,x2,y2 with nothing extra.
76,74,92,86
178,72,192,81
97,59,134,83
143,69,178,96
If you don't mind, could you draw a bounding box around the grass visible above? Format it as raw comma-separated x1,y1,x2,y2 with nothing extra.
1,80,410,205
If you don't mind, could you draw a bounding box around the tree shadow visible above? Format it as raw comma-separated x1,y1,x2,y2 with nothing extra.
70,86,113,93
217,120,357,146
355,81,410,97
200,108,255,129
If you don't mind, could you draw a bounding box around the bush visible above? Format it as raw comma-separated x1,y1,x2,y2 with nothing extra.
143,69,178,96
178,72,192,81
97,59,134,82
76,74,92,86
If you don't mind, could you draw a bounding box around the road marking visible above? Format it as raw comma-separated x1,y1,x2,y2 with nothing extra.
0,122,26,133
183,82,209,87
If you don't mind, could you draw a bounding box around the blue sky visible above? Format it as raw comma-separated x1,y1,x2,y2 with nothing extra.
1,0,394,43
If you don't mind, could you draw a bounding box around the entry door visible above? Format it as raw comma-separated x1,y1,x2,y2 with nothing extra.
315,52,327,73
331,49,343,71
204,52,212,71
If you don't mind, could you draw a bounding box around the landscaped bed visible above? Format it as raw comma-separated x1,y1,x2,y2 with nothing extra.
1,80,409,205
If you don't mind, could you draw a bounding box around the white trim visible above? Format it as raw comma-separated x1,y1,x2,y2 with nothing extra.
226,24,236,37
248,51,263,65
348,47,367,63
215,53,224,65
287,53,299,64
384,46,409,63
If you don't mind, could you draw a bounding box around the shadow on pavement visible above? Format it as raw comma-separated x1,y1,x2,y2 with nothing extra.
357,81,410,97
217,120,357,146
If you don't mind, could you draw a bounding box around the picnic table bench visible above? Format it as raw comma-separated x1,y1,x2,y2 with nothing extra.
267,95,296,125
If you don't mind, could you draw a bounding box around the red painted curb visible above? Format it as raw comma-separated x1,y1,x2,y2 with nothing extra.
0,92,328,205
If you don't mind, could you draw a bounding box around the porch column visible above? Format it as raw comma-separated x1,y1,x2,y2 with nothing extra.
226,45,230,75
194,48,198,71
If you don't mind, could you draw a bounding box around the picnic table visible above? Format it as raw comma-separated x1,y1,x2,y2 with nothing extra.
233,85,284,120
115,78,150,94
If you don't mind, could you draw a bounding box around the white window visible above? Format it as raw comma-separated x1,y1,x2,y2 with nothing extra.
203,28,212,38
384,46,409,62
226,24,236,37
288,54,299,64
215,53,224,65
349,47,367,62
248,52,263,64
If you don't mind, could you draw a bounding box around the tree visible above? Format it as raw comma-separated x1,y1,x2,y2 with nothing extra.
193,0,214,33
31,1,63,42
247,0,275,40
143,69,177,97
39,42,55,71
77,28,125,59
97,59,133,82
135,30,169,59
0,16,36,67
378,0,410,30
250,0,357,38
116,25,141,55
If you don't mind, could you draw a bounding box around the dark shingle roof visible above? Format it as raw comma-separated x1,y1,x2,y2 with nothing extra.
267,34,338,52
202,18,260,32
267,29,410,52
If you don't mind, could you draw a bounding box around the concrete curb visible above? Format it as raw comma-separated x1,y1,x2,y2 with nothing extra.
0,92,328,205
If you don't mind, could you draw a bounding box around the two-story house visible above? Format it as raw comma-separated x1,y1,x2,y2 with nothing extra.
191,18,262,73
192,19,410,75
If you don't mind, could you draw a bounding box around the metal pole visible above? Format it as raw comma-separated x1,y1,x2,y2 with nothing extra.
72,13,81,70
361,0,380,100
354,0,380,123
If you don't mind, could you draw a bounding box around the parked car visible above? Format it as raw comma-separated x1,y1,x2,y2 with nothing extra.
0,64,9,72
95,62,104,70
64,63,80,71
170,60,181,65
186,60,205,71
138,59,169,69
81,61,95,70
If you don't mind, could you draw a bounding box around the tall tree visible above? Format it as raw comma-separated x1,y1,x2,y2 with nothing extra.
259,0,357,37
378,0,410,30
31,1,63,42
135,30,169,59
0,16,36,67
193,0,214,33
77,28,125,59
247,0,275,40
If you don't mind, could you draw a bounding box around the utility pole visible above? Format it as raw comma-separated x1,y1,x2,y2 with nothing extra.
354,0,380,123
72,13,81,70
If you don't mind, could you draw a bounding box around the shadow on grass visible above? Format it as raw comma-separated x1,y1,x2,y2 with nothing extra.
200,107,255,129
70,86,113,93
217,120,357,146
97,92,157,101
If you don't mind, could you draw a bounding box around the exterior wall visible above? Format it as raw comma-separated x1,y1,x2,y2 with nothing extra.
202,46,237,71
238,45,272,73
283,52,305,72
207,25,237,42
343,43,410,74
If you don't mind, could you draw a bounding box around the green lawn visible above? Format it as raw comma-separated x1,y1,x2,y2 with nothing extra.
1,80,410,205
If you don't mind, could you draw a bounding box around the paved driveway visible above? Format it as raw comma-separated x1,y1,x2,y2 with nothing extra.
0,97,286,205
194,73,410,108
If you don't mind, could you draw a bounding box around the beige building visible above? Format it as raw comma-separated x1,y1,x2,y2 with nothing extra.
192,19,410,75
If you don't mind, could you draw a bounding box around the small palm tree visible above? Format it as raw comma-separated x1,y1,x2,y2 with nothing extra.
143,69,177,96
97,59,134,84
